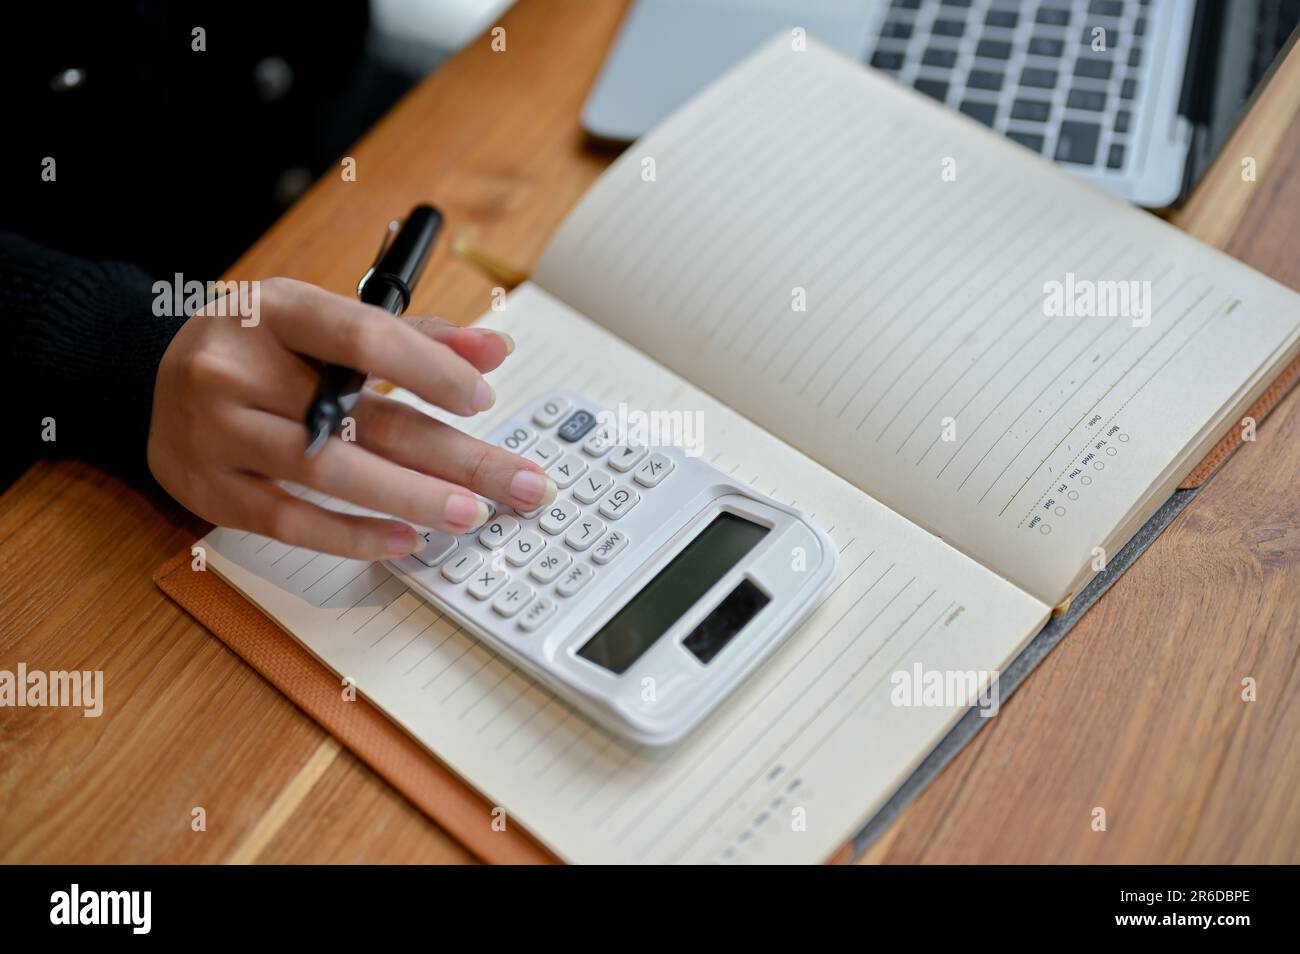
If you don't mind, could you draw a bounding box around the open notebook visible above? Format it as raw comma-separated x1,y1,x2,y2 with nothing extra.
198,37,1300,863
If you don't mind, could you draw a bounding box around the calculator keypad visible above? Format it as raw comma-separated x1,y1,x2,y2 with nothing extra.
423,394,681,635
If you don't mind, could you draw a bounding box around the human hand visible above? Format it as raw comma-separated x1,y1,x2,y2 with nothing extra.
147,277,555,559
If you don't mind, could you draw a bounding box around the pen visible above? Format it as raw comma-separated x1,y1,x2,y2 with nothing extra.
303,203,444,457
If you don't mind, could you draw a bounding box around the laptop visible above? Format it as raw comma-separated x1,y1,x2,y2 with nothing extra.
582,0,1299,207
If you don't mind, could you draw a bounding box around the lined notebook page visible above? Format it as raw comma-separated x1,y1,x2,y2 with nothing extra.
202,284,1048,864
535,37,1300,605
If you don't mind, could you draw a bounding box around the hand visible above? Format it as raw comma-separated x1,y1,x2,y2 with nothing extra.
147,277,556,559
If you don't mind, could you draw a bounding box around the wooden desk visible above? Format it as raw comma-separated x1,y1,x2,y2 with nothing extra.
2,0,1298,863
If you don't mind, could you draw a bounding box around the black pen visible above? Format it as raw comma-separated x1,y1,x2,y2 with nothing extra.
303,204,444,457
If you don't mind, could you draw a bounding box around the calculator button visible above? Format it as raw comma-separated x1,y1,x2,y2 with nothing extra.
539,500,579,534
634,452,674,487
492,581,535,617
504,530,544,566
441,549,483,583
532,397,571,428
572,469,613,504
582,424,616,458
459,500,494,534
591,529,629,565
524,439,562,469
607,443,648,472
598,485,640,520
478,515,521,549
556,563,595,597
557,409,598,443
413,531,458,567
467,566,510,600
516,504,543,520
499,424,537,454
565,515,606,551
529,546,571,583
549,454,588,488
518,597,557,632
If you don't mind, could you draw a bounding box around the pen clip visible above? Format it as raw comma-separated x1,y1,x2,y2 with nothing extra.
356,218,401,298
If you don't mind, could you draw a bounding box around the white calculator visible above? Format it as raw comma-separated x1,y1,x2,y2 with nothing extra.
386,392,837,746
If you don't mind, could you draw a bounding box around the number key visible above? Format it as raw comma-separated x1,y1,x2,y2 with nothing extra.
539,499,579,534
499,424,537,453
572,469,613,504
504,530,543,566
478,514,520,549
532,397,571,427
524,439,561,469
549,454,587,488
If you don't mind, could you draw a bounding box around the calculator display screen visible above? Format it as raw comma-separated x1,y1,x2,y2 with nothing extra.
576,513,769,675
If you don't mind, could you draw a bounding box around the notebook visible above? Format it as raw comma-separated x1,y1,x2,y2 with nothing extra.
191,37,1300,863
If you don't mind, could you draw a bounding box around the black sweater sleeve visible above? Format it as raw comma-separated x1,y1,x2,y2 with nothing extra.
2,230,186,485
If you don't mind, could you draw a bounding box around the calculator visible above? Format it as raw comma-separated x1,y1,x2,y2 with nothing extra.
386,391,837,746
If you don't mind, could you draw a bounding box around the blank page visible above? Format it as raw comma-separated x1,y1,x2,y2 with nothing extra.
535,37,1300,604
202,284,1047,863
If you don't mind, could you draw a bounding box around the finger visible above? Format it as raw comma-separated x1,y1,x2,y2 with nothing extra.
350,390,557,511
224,471,423,560
262,278,494,416
400,315,514,374
229,408,493,535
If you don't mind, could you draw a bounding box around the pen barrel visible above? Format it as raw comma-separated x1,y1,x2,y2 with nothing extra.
361,203,443,312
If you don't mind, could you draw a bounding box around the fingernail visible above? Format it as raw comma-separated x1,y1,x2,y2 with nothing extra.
387,524,420,557
471,378,496,412
510,470,556,507
445,493,490,530
480,329,515,354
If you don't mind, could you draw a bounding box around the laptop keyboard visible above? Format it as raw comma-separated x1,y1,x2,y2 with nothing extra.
868,0,1157,171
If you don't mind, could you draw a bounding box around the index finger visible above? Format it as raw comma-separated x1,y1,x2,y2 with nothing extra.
262,278,495,416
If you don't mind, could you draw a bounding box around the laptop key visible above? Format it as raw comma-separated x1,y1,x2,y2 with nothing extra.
1011,98,1052,121
1107,143,1126,169
975,39,1012,59
1028,36,1065,56
1081,26,1119,45
1067,89,1107,111
933,19,965,37
871,50,905,71
959,100,998,126
1074,57,1113,79
1007,131,1046,153
880,20,914,39
891,0,921,8
1019,67,1059,89
1089,0,1123,16
922,48,959,68
913,78,950,102
1134,17,1147,36
985,10,1019,29
1114,109,1131,133
940,0,972,6
1128,47,1142,67
1036,8,1071,26
1055,121,1101,164
1120,77,1138,99
966,69,1004,91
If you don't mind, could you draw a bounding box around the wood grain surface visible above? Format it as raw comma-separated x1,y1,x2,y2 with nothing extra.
1,0,1296,863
